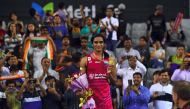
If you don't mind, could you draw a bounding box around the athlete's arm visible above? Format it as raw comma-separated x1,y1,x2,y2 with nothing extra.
80,56,87,73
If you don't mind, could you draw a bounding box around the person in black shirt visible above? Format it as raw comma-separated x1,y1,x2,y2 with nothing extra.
43,76,63,109
147,5,166,45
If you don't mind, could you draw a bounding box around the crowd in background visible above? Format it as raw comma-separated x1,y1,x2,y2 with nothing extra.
0,2,190,109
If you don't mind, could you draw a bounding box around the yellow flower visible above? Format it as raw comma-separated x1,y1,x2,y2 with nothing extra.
79,89,93,107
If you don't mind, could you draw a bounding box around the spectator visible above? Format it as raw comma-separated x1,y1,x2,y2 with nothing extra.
171,55,190,82
152,70,161,84
23,23,39,39
0,80,7,109
0,21,6,49
118,37,141,68
150,41,165,68
76,37,93,57
166,19,185,47
4,23,22,52
0,58,10,77
42,76,62,109
172,81,190,109
13,44,23,67
114,8,127,38
49,15,68,52
149,69,173,109
53,2,68,21
80,16,100,48
7,12,24,31
29,8,42,30
27,36,56,73
57,36,76,66
117,56,146,93
6,55,22,70
8,65,25,87
17,78,46,109
135,36,150,67
34,57,59,89
101,7,119,53
5,80,21,109
67,17,82,48
61,53,82,109
123,72,150,109
147,5,166,44
116,34,127,48
166,44,186,74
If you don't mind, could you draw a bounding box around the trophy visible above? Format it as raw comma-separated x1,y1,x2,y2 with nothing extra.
108,56,115,73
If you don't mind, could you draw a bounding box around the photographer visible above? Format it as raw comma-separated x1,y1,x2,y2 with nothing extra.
42,76,62,109
17,78,46,109
171,55,190,82
123,72,150,109
117,56,146,93
5,80,21,109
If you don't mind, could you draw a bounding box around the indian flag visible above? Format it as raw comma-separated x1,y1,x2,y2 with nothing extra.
23,36,54,69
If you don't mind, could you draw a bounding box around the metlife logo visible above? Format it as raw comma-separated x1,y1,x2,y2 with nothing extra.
32,2,125,19
66,5,96,18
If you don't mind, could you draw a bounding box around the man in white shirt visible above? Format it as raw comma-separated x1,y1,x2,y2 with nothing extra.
101,7,119,54
117,56,146,93
118,37,141,68
34,57,59,89
149,69,173,109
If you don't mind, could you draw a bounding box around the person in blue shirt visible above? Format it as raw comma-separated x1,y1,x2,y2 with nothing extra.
123,72,150,109
48,15,68,52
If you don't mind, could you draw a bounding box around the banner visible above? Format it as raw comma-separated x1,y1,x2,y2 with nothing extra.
0,0,188,23
23,36,54,69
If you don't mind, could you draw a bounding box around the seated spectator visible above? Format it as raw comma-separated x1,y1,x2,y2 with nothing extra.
34,57,59,89
7,12,24,31
171,55,190,82
17,78,46,109
117,56,146,93
5,55,22,70
43,76,62,109
166,19,185,47
13,44,23,67
166,44,186,74
5,80,21,109
76,37,93,57
118,37,141,68
149,69,173,109
4,23,22,52
23,23,39,39
57,36,76,66
135,36,150,67
116,34,127,48
123,72,150,109
150,41,165,68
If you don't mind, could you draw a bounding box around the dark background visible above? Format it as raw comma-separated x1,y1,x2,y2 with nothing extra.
0,0,189,23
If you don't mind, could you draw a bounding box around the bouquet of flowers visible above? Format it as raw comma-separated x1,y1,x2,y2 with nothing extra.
65,72,96,109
